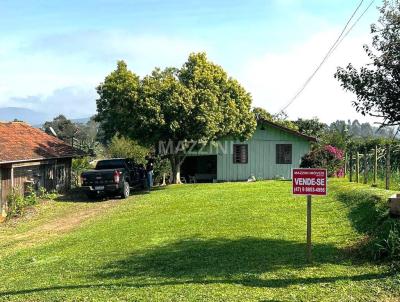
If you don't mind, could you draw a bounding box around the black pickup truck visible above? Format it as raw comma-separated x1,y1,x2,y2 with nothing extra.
80,158,145,199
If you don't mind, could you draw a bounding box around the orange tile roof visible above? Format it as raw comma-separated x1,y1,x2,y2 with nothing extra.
0,122,84,163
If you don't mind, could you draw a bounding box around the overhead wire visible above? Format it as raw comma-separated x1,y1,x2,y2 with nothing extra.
277,0,375,114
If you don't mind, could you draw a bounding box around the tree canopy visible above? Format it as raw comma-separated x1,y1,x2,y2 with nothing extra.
335,0,400,126
252,107,298,131
43,115,77,142
95,53,257,182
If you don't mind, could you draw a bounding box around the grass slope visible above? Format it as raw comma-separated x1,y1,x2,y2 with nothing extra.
0,180,399,301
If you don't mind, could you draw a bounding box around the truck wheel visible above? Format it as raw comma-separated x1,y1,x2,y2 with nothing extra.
121,181,130,199
86,192,97,200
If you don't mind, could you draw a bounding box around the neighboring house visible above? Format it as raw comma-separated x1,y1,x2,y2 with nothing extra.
0,122,83,216
181,120,316,182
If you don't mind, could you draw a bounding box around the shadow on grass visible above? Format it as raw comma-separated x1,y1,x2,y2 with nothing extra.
334,189,387,234
97,237,342,280
0,272,390,298
55,186,167,203
0,237,392,298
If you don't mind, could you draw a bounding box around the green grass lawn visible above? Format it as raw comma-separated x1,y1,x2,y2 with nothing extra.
0,180,399,301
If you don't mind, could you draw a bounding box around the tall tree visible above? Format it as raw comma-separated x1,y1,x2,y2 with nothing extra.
96,53,256,183
360,122,374,138
95,60,140,142
42,115,77,143
335,1,400,126
252,107,274,122
294,118,327,137
252,107,298,131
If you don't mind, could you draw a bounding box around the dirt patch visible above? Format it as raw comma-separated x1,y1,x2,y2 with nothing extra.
0,198,121,256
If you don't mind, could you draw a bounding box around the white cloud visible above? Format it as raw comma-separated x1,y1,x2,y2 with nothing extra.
9,86,97,119
238,28,381,124
0,31,209,118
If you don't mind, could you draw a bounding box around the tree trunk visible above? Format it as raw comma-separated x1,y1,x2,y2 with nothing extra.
169,155,182,184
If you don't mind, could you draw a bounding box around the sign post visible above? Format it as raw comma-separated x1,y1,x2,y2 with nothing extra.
292,168,327,263
306,195,312,262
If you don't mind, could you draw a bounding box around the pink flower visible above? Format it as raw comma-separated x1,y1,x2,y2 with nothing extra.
324,145,344,160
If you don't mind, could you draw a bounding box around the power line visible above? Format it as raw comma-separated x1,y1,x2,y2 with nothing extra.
330,0,376,56
277,0,368,114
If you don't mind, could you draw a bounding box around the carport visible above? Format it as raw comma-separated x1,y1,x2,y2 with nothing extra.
181,155,217,183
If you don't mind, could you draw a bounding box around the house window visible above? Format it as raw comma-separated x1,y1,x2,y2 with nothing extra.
233,144,248,164
276,144,292,164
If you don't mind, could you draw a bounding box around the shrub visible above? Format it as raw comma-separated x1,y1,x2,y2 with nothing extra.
300,145,344,177
24,184,38,206
375,221,400,264
72,157,93,187
153,156,171,185
106,135,149,164
7,188,27,217
6,185,56,218
334,183,400,268
38,187,58,200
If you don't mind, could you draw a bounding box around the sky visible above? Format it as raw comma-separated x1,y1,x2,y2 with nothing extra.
0,0,382,124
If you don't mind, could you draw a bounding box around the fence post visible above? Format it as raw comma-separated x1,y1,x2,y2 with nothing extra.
349,151,353,182
344,153,347,177
373,145,378,187
356,152,360,183
386,144,391,190
363,148,368,184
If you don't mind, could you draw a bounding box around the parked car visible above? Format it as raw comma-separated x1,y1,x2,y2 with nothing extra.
80,158,145,199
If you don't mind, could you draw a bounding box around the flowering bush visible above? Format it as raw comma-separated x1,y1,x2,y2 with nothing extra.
300,145,345,177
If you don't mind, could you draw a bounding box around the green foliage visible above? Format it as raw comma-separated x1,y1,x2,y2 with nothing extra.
376,222,400,268
106,135,149,164
43,115,77,143
6,185,41,217
96,60,141,142
73,116,102,154
6,187,26,217
300,145,344,177
252,107,299,131
6,185,59,218
43,115,102,155
332,181,400,267
335,1,400,126
294,118,327,137
252,107,273,122
24,185,38,206
153,156,171,184
38,187,58,200
72,157,93,187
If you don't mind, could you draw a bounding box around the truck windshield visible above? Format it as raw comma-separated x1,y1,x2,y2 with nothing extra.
95,160,125,170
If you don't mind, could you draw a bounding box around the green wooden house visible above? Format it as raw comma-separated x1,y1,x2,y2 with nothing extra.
181,120,316,182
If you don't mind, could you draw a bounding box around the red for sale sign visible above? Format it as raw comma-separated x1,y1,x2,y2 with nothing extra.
292,168,327,196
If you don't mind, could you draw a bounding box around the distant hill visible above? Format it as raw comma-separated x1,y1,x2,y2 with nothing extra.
70,117,91,124
0,107,49,125
0,107,91,127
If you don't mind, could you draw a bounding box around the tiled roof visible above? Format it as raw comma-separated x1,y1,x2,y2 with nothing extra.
0,122,84,163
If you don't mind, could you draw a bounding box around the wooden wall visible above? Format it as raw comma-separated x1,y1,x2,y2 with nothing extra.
0,166,11,215
186,125,312,181
0,157,73,215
